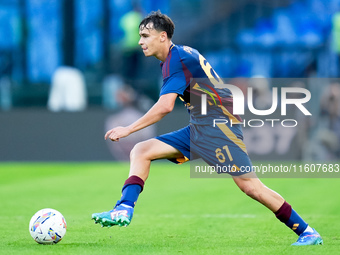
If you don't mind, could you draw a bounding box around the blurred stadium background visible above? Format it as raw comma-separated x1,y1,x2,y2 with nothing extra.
0,0,340,162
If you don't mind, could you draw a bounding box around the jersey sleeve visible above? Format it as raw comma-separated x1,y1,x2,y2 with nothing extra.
159,51,188,97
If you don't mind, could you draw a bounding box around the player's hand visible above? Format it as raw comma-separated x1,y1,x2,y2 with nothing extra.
105,126,132,141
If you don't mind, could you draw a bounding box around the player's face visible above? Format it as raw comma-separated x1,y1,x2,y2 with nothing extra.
139,23,164,58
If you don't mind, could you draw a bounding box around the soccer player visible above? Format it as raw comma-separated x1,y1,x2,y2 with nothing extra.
92,11,323,246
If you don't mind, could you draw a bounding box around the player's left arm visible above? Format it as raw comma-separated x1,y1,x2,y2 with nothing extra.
105,93,178,141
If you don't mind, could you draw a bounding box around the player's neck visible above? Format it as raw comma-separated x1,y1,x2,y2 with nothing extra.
156,41,173,62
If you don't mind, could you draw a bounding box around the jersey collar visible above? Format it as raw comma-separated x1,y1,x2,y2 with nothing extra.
160,43,175,67
169,43,175,51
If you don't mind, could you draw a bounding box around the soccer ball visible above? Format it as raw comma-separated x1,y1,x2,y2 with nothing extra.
29,208,67,244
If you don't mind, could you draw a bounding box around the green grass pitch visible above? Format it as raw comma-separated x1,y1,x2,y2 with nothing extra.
1,162,339,255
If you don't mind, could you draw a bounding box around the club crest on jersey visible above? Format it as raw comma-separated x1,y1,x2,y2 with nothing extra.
183,46,193,54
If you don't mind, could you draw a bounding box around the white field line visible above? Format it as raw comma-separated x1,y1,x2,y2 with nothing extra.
135,214,256,218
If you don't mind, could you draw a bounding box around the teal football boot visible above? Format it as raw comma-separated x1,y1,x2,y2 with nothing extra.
92,204,134,227
292,228,323,246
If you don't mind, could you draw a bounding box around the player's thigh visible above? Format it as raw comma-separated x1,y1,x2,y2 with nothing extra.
131,138,184,161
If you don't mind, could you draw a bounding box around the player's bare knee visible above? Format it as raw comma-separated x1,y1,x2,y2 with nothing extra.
130,142,144,160
130,141,151,161
240,184,263,201
243,185,255,198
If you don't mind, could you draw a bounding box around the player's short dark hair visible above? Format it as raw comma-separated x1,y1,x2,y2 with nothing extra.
139,11,175,39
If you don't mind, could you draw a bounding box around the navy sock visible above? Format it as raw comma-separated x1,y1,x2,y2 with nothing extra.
275,201,308,236
115,175,144,208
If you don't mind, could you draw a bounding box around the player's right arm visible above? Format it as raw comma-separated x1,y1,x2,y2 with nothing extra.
105,93,177,141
